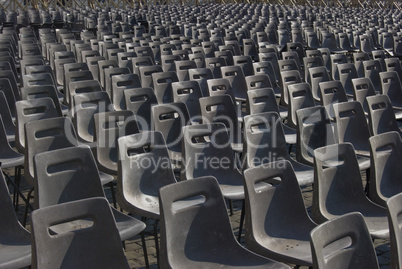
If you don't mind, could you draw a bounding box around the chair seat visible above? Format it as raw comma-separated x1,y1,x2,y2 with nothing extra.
49,207,146,241
291,161,314,186
283,125,296,144
99,172,114,185
111,208,146,241
253,237,313,266
0,153,24,169
0,243,31,269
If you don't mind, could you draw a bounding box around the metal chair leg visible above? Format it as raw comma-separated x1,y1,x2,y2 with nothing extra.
237,200,245,242
154,219,160,268
23,187,34,227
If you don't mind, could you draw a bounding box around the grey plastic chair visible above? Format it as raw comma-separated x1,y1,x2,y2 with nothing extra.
244,111,314,185
182,122,247,199
380,71,402,119
33,145,145,243
280,70,302,106
199,95,243,152
387,193,402,269
221,65,248,102
124,87,157,131
363,60,383,93
172,80,203,122
15,98,60,154
367,94,401,136
69,79,102,110
0,168,31,269
21,85,66,116
93,110,140,176
313,143,389,239
295,106,336,167
31,197,132,269
354,52,370,78
0,91,16,142
152,102,190,167
73,91,113,144
152,71,179,104
111,73,141,111
333,101,371,157
117,131,179,266
139,65,163,88
369,132,402,207
385,57,402,81
330,54,348,81
287,82,315,129
158,176,290,269
318,80,348,119
244,160,316,266
310,212,379,269
253,61,281,97
352,77,377,114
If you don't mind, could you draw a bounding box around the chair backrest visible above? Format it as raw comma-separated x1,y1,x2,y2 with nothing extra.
245,74,272,92
69,79,102,109
337,63,359,96
103,67,130,97
139,65,163,88
54,57,76,86
351,77,376,114
246,87,280,115
188,67,214,96
353,52,370,77
333,101,371,154
152,71,179,104
21,85,63,116
310,212,379,269
318,80,348,109
33,145,105,209
16,97,60,153
280,70,302,106
387,192,402,269
313,143,371,223
204,57,225,79
86,56,105,82
369,131,402,207
117,131,176,215
330,54,348,81
93,110,140,175
31,197,130,269
221,65,248,101
243,112,291,169
111,73,141,111
380,71,402,107
124,87,157,131
296,106,336,166
172,81,203,121
287,82,315,128
25,117,78,189
207,78,236,102
73,91,112,144
385,57,402,81
199,94,241,144
160,54,181,72
233,55,253,76
363,60,382,92
252,61,280,94
175,60,197,81
159,177,250,268
0,91,15,141
367,94,400,136
243,159,315,259
181,123,236,180
152,102,190,159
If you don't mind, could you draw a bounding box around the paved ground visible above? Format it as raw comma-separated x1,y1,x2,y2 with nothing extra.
5,166,390,269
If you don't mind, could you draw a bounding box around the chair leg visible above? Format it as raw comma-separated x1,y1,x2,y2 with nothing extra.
13,166,22,211
23,187,34,227
229,199,234,216
154,219,160,268
237,200,245,243
108,181,117,208
141,232,150,269
365,168,370,194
